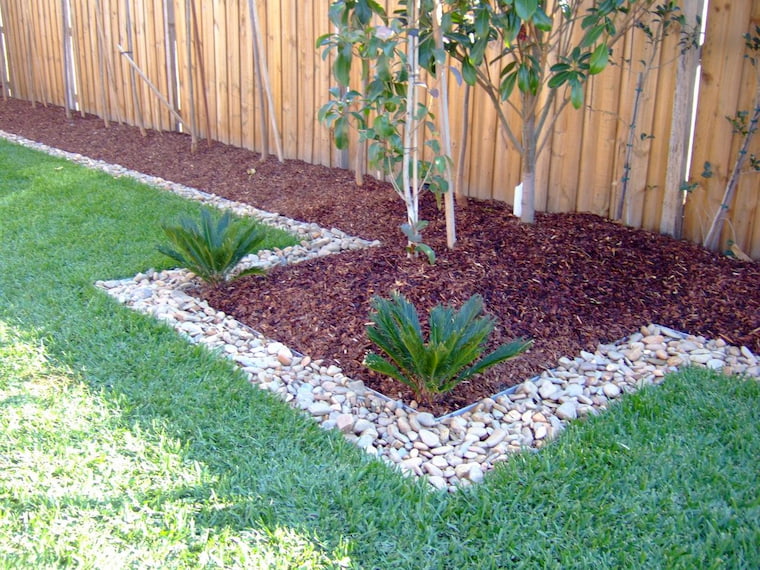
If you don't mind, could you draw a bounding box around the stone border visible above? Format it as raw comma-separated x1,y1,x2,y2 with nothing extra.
3,130,759,492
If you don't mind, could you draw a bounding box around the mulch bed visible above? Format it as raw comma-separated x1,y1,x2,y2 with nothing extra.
2,98,758,415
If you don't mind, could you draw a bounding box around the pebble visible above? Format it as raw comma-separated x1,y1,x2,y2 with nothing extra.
23,128,754,494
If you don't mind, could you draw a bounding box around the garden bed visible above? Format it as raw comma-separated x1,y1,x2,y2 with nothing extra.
1,98,758,416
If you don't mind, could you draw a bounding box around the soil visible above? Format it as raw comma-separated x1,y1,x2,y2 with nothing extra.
2,98,758,416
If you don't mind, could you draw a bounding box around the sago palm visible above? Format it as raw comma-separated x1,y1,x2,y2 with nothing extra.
364,292,532,405
158,206,266,286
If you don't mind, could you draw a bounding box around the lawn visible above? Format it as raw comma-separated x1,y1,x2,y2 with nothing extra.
1,138,758,568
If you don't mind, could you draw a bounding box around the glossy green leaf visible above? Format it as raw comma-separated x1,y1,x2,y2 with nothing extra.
334,49,352,86
499,71,517,100
548,70,571,89
589,43,609,75
570,80,584,109
517,63,531,93
532,7,553,32
515,0,538,21
334,116,349,149
462,58,478,85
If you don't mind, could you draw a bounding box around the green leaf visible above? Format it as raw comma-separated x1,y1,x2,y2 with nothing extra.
475,7,490,38
459,338,533,382
355,0,373,25
500,71,518,100
589,44,609,75
517,63,531,94
570,80,584,109
515,0,538,21
334,49,352,86
581,24,605,48
414,243,436,265
158,206,267,286
334,116,349,149
462,59,478,86
548,70,571,89
532,7,552,32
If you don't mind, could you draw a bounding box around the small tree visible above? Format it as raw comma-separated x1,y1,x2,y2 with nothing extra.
702,25,760,253
433,0,655,223
318,0,452,262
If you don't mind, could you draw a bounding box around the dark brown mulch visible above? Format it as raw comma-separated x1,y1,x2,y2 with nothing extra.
2,98,758,416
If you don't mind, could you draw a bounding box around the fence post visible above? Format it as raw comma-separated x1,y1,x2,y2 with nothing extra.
660,0,704,238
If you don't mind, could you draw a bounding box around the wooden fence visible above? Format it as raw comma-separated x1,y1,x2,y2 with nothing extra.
0,0,757,258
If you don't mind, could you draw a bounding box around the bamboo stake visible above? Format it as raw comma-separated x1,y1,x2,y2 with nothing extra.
248,0,283,162
21,1,37,107
254,27,269,161
184,0,197,151
162,0,178,132
89,1,109,124
94,0,124,124
0,3,10,101
125,0,146,135
117,43,190,132
190,0,211,147
61,0,75,115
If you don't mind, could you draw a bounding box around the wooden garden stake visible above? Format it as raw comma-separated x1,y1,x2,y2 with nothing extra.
94,0,124,125
253,28,269,161
184,0,198,151
118,43,191,133
162,0,179,132
21,1,37,108
61,0,76,116
247,0,283,162
124,0,146,136
189,0,212,147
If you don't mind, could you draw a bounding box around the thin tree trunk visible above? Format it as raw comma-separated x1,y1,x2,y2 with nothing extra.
455,83,470,209
353,60,369,186
520,93,538,224
703,96,760,252
402,0,419,253
432,0,455,248
616,70,644,222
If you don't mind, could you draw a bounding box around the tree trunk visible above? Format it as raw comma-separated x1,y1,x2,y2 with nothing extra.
703,97,760,252
520,94,538,224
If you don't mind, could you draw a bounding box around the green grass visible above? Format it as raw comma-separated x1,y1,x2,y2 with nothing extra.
0,138,758,568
